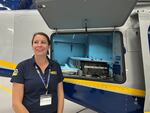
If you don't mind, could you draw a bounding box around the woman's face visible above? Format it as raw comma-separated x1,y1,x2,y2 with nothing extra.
32,34,50,57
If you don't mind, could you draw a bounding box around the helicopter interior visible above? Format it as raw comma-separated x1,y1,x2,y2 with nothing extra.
52,32,125,83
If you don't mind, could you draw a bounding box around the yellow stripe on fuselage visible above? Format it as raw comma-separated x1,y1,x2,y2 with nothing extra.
0,84,12,94
0,60,145,97
0,60,16,69
64,78,145,97
145,112,150,113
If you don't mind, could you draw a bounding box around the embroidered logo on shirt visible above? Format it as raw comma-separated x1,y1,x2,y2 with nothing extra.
12,69,18,76
50,71,57,75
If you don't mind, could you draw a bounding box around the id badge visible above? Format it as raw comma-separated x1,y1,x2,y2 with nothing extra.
40,94,52,106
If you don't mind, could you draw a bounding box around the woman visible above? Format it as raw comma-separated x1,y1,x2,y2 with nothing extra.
11,32,64,113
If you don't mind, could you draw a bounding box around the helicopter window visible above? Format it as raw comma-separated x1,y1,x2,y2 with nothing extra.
148,25,150,52
51,32,125,83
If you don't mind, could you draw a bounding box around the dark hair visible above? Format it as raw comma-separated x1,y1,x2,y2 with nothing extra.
32,32,51,45
32,32,51,55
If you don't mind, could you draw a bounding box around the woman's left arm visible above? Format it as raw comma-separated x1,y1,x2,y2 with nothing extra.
57,81,64,113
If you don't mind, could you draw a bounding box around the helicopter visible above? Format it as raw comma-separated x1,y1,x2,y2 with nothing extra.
0,0,150,113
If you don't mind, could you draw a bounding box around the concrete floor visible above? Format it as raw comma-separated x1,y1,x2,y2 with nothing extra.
0,77,97,113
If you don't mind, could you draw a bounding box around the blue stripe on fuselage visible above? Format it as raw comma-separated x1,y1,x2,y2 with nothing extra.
64,82,144,113
0,68,13,77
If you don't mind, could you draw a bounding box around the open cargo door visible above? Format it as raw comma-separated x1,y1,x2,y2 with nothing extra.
35,0,137,29
138,11,150,113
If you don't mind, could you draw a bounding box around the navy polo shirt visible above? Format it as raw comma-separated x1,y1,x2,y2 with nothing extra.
11,57,64,113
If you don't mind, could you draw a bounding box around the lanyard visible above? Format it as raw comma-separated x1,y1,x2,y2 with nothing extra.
35,66,51,95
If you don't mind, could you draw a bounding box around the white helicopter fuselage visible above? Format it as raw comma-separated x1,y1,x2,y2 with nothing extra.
0,1,150,113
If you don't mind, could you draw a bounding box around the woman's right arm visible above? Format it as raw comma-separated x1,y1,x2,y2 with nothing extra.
12,83,29,113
